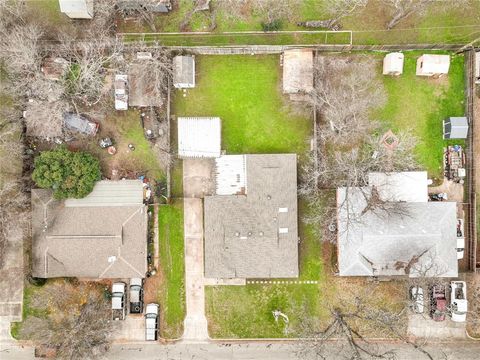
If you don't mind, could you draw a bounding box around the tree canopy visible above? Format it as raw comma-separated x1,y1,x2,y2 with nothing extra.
32,147,101,199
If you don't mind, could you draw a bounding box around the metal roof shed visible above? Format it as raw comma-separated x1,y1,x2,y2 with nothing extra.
178,117,221,158
443,117,469,139
173,56,195,89
383,53,404,76
416,54,450,77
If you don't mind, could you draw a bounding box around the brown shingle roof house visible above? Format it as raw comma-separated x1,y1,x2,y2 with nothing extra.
31,180,148,279
204,154,299,279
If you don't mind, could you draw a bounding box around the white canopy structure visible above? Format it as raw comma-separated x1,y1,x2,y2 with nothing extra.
59,0,93,19
178,117,221,158
383,53,404,76
416,54,450,77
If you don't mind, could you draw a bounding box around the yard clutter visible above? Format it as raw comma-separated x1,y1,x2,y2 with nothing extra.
383,52,404,76
444,145,466,183
416,54,450,77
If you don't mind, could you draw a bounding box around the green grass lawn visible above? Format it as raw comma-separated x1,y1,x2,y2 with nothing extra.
205,202,328,338
174,55,311,154
157,201,186,338
376,52,465,179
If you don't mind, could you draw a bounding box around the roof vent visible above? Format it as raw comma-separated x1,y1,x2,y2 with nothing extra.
108,256,117,263
273,217,277,222
267,195,272,200
259,231,264,236
235,231,240,237
248,231,252,237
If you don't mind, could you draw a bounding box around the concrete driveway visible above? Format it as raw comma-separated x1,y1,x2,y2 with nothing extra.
113,315,145,342
408,313,466,339
183,159,215,198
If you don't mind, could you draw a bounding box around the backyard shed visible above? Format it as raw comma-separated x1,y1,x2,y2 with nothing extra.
382,52,404,76
58,0,93,19
282,49,314,95
178,117,221,158
443,117,469,139
173,55,195,88
416,54,450,77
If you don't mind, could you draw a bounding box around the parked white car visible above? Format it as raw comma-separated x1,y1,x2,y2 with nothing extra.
112,282,127,321
114,74,128,111
456,219,465,259
145,303,159,341
451,281,468,322
410,286,424,314
129,278,144,314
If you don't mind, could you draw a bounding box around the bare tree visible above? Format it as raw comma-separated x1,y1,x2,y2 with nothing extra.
383,0,433,30
20,281,116,360
299,0,368,29
311,56,386,146
24,100,69,139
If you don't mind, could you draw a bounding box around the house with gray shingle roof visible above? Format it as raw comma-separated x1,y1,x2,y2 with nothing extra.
204,154,299,279
337,172,458,278
31,180,148,279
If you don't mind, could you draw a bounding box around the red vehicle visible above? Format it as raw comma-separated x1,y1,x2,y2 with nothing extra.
430,285,447,321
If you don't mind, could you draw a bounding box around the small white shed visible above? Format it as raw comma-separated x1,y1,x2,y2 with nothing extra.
382,53,404,76
178,117,221,158
416,54,450,77
58,0,93,19
443,117,469,139
173,56,195,89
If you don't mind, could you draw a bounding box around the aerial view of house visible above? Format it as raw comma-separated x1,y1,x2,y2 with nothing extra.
1,1,480,359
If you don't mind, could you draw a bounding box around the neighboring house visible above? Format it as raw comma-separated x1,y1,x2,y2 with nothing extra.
337,171,458,278
114,74,129,111
177,117,221,158
31,180,148,279
383,52,404,76
204,154,299,279
58,0,94,19
173,55,195,89
117,0,172,13
128,63,163,107
282,49,314,97
416,54,450,77
443,117,469,139
63,113,99,136
41,57,69,81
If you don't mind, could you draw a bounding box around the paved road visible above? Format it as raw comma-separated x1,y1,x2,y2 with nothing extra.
3,341,480,360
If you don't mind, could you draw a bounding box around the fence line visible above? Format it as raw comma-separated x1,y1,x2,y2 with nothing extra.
465,49,478,272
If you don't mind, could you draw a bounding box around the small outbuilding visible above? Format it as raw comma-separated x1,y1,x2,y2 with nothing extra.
443,117,469,139
382,52,404,76
173,56,195,89
178,117,221,158
58,0,93,19
282,49,314,95
416,54,450,77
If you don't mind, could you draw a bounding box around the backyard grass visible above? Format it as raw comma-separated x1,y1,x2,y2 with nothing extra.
157,201,186,339
174,55,312,155
376,52,465,179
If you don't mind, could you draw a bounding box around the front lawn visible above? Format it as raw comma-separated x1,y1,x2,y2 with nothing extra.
173,55,312,155
157,201,186,338
376,52,465,179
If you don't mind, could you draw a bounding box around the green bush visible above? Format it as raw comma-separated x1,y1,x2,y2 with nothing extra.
261,19,282,32
32,147,101,199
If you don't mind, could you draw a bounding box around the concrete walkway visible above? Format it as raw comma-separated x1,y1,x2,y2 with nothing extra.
182,198,208,341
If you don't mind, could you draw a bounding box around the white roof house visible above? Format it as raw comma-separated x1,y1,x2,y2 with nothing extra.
383,52,404,76
177,117,221,158
416,54,450,77
59,0,94,19
173,56,195,89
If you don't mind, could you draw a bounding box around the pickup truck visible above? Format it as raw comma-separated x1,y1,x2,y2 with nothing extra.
112,282,126,321
451,281,468,322
145,303,159,341
430,284,447,321
129,278,144,314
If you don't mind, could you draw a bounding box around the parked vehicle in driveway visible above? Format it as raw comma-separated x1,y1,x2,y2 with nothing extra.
451,281,468,322
430,284,447,321
145,303,159,341
129,278,144,314
112,282,127,320
410,286,424,313
456,219,465,259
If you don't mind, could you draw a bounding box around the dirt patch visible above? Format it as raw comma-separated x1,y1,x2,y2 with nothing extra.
143,271,164,304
